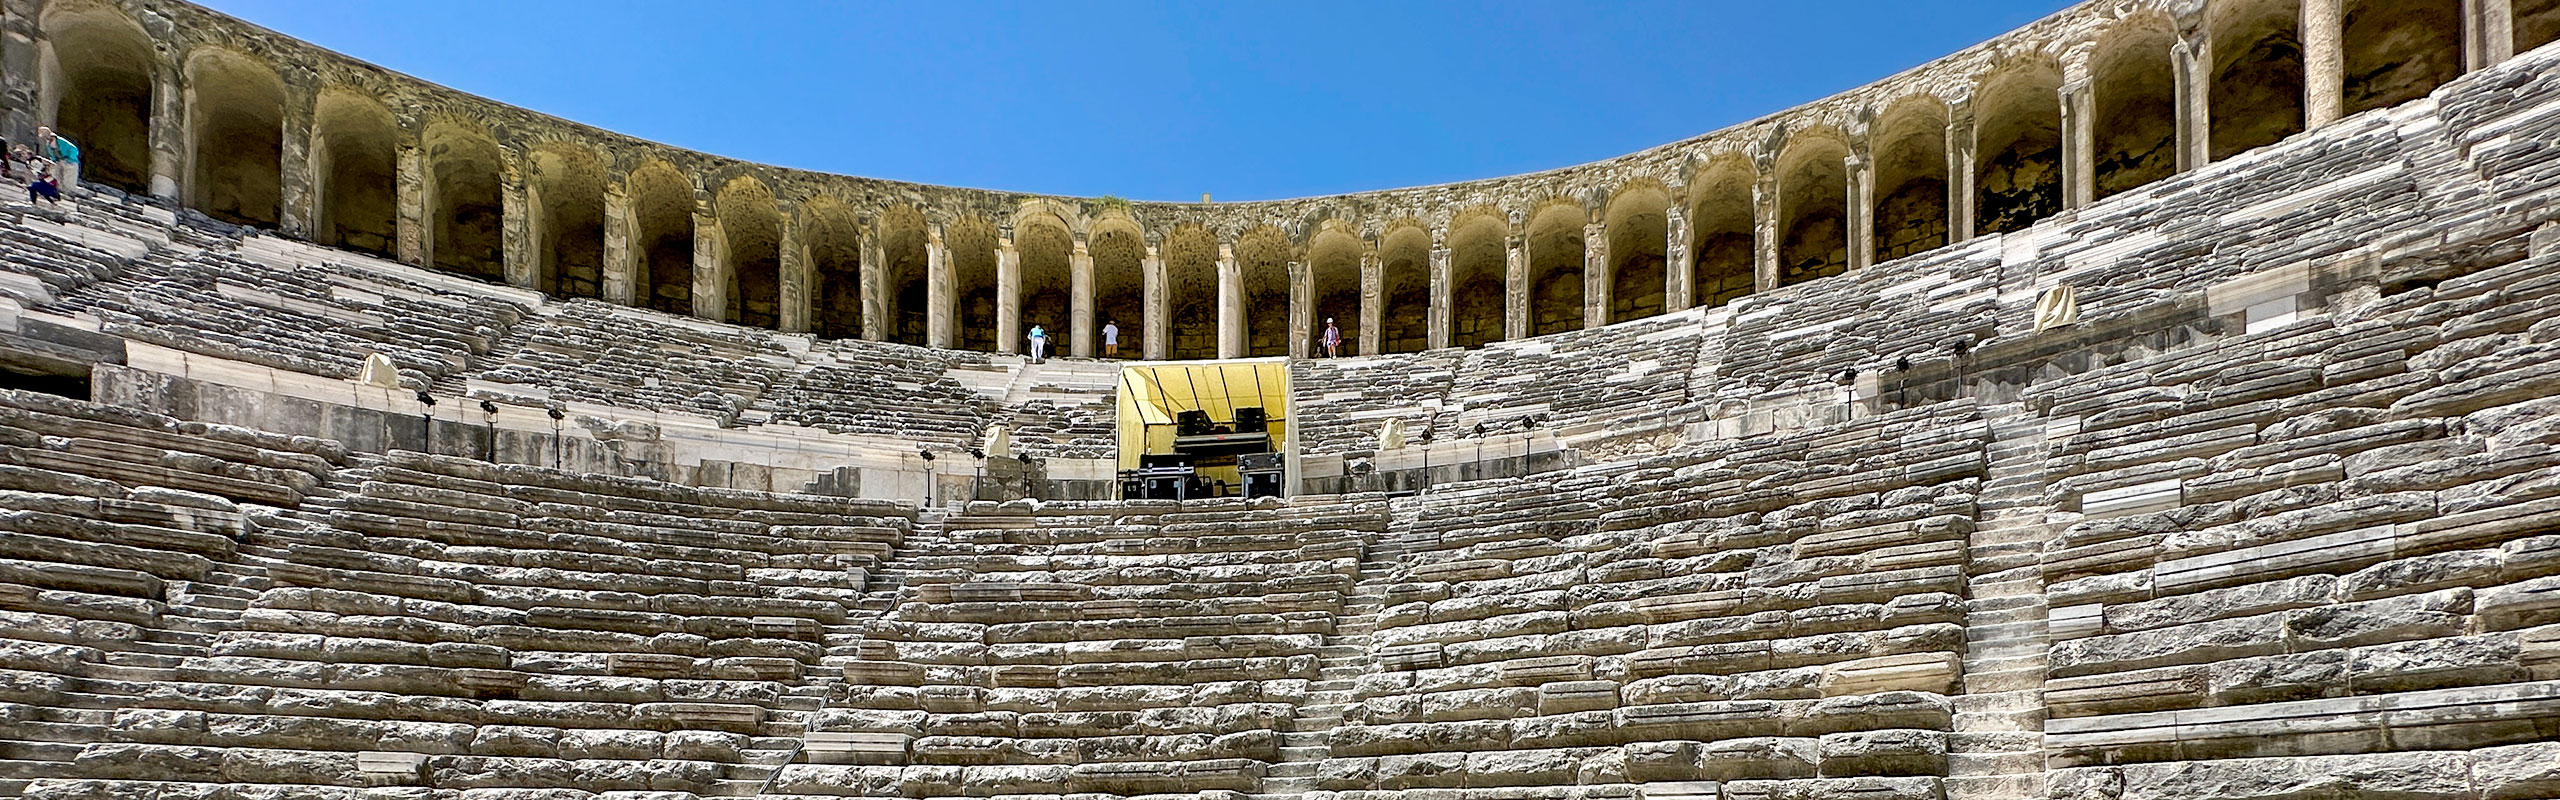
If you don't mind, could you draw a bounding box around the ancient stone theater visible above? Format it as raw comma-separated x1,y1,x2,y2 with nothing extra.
0,0,2557,798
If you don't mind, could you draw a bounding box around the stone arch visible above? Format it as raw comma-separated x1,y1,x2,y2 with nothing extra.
2209,0,2306,160
2520,0,2560,53
1378,223,1431,353
1603,183,1670,323
1164,225,1220,360
1089,216,1145,358
1687,157,1758,308
310,89,398,256
801,197,862,340
627,160,695,317
1871,97,1949,263
1448,209,1507,347
1973,58,2064,236
39,1,155,193
2341,0,2461,116
2091,15,2178,200
1525,201,1585,336
948,217,1001,352
183,48,286,227
1237,226,1294,357
1016,212,1074,349
529,143,606,299
1308,225,1364,354
423,121,505,281
715,176,782,328
879,205,930,345
1777,132,1852,286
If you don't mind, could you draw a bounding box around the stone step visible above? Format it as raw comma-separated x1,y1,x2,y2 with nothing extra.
1943,773,2045,800
1952,706,2048,733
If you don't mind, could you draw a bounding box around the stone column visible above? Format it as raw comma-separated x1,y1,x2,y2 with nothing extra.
278,85,316,240
1504,235,1528,341
1583,221,1609,329
2303,0,2344,127
778,210,811,333
1216,244,1244,359
395,141,427,267
2173,37,2209,172
500,148,537,289
1427,237,1452,350
1359,250,1383,356
1288,259,1311,360
602,179,635,305
995,236,1020,355
2060,78,2095,210
1665,205,1692,309
1752,173,1779,291
1845,152,1875,270
690,208,725,322
1947,100,1977,244
858,223,885,341
1143,245,1168,360
149,69,183,199
1070,239,1095,358
2469,0,2517,70
926,225,954,349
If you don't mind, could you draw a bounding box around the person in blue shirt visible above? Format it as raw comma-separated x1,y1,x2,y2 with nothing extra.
1027,324,1047,363
36,127,77,195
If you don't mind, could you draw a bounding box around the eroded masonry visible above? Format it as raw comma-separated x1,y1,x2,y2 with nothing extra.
2,0,2560,799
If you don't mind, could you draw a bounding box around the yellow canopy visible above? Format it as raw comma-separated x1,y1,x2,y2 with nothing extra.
1116,358,1291,469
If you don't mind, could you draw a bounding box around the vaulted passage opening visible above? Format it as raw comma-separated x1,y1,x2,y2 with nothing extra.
880,206,929,346
1165,226,1220,360
1238,227,1293,357
2093,20,2179,200
1378,226,1430,353
2210,0,2306,160
1016,216,1073,349
531,146,605,299
311,92,398,257
716,177,782,328
803,201,862,340
1871,101,1948,263
949,219,999,352
1526,204,1585,336
1308,229,1364,354
426,124,504,281
184,50,285,228
1975,62,2064,236
628,162,695,317
2342,0,2461,116
1449,213,1507,348
1604,187,1668,324
1091,223,1144,358
1779,136,1850,285
1689,161,1757,308
2520,0,2560,53
41,4,154,194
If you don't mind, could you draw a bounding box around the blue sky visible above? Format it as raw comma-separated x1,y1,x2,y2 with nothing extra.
203,1,2069,203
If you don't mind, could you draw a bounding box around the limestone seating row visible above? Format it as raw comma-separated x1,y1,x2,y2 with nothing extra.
55,249,519,385
0,221,128,304
476,300,795,417
1288,350,1464,457
999,399,1120,460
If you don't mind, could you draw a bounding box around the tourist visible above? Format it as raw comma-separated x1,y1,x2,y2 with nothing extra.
1322,318,1341,358
1102,320,1119,357
35,127,77,195
1028,324,1047,363
28,160,62,206
6,144,33,184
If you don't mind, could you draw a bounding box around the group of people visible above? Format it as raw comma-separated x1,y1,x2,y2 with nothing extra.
5,127,79,206
1022,317,1348,362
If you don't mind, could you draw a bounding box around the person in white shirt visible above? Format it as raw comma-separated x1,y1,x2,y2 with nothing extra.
1102,320,1119,357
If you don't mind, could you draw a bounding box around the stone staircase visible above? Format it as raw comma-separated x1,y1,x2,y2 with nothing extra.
1254,534,1405,799
1945,402,2054,800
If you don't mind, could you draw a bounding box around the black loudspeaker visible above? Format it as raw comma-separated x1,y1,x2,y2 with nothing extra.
1238,452,1283,472
1176,410,1214,437
1234,406,1268,433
